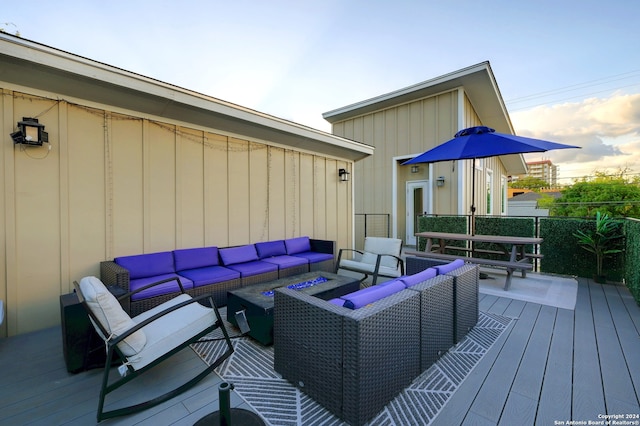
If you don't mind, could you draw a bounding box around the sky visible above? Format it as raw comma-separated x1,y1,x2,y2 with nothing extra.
3,0,640,183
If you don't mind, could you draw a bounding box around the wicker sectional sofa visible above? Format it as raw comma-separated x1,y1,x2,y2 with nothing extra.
273,259,478,426
100,237,335,315
406,256,480,342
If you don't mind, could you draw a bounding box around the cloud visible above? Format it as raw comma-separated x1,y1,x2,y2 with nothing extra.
511,92,640,181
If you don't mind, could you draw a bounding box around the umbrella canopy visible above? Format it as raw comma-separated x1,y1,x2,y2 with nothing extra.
403,126,579,234
403,126,580,164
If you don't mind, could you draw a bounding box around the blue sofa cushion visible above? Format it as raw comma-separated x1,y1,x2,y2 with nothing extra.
115,251,175,280
342,280,406,309
435,259,465,275
129,274,193,301
400,267,438,288
219,245,259,266
284,237,311,255
173,246,219,271
178,265,240,287
255,240,287,258
261,255,308,268
291,251,333,264
225,260,278,277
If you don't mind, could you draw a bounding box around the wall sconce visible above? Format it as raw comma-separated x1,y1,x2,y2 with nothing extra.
436,176,445,187
11,117,48,146
411,165,420,173
338,168,350,182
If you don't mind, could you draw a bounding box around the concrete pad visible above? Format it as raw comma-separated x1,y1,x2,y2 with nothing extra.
478,267,577,310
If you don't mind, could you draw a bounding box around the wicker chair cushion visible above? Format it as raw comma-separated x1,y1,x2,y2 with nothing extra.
173,246,219,271
400,267,437,287
339,257,403,278
290,251,333,263
255,240,287,258
261,255,308,268
363,237,402,269
177,265,240,287
225,260,278,277
342,279,406,309
435,259,465,275
79,276,147,356
115,251,175,280
129,274,194,301
219,245,259,266
284,236,311,255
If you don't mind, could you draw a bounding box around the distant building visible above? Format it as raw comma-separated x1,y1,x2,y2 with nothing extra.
515,160,558,186
508,191,562,217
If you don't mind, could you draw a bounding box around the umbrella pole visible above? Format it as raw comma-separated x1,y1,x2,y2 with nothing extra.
471,158,476,237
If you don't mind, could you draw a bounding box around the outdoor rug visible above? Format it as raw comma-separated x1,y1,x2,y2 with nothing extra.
192,308,513,426
478,268,578,310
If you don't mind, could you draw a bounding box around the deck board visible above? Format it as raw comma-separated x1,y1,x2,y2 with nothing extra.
466,302,540,423
604,284,640,406
535,307,573,424
1,278,639,425
572,279,607,420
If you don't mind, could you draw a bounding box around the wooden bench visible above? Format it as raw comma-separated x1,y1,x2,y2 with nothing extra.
405,249,534,290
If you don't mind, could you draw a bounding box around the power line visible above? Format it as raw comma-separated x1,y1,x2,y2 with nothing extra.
505,69,640,111
506,69,640,104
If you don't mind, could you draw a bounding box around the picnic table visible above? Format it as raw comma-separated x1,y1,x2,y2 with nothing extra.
406,231,543,290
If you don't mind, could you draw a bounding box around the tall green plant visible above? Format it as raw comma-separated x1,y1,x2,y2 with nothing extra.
573,212,623,277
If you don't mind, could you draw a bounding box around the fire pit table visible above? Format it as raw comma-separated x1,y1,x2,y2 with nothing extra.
227,272,360,345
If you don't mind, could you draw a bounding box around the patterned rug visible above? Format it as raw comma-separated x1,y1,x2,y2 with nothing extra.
192,309,513,426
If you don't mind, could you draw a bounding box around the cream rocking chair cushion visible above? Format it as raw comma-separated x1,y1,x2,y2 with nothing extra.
335,237,404,285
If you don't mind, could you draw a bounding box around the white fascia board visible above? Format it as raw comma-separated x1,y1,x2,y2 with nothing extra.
1,34,373,159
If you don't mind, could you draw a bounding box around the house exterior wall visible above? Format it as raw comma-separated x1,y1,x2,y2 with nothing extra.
0,87,353,336
330,89,509,243
332,91,457,237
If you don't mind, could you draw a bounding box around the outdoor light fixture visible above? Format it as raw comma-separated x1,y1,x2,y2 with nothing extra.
436,176,445,187
11,117,48,146
339,168,350,182
411,165,419,173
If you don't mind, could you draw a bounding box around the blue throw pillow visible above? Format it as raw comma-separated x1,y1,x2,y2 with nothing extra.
435,259,465,275
342,280,406,309
400,267,437,287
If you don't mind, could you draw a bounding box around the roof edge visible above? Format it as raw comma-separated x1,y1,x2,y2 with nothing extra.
323,62,491,121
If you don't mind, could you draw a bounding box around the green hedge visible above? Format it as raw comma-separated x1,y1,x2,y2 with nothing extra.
474,217,536,260
539,217,624,281
624,219,640,303
416,216,466,252
415,214,639,305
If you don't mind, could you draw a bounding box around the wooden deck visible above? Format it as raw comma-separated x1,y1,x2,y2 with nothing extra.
1,278,639,425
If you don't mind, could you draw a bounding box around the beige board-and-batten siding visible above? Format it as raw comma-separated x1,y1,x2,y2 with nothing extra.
1,90,353,336
330,89,509,241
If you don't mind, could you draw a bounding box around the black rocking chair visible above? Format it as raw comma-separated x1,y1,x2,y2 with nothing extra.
74,275,234,422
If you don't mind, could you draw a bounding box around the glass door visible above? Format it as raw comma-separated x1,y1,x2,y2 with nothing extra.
406,180,429,246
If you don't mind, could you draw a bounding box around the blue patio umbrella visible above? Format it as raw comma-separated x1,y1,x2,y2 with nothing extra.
403,126,579,234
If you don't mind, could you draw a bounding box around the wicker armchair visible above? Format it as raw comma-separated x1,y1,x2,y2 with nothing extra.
406,256,479,343
407,274,455,370
274,286,421,426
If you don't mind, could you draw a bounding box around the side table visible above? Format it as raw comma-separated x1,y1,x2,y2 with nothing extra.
60,286,126,373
